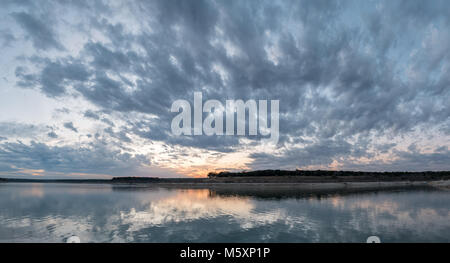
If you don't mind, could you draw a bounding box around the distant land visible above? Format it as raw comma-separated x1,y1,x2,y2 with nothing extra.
2,170,450,192
206,170,450,178
1,170,449,184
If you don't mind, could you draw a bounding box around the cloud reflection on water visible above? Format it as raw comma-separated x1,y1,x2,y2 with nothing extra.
0,183,449,242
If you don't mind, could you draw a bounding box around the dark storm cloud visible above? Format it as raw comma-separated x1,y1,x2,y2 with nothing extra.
249,139,354,170
7,0,450,171
0,141,149,176
11,12,65,51
83,110,115,127
103,127,131,143
40,61,90,97
123,117,240,152
84,110,100,120
100,118,115,127
14,60,91,97
47,131,58,138
63,122,78,133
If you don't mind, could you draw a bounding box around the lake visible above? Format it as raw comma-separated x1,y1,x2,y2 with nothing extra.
0,183,449,242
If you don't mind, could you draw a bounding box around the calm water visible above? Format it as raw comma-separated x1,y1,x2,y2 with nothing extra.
0,183,449,243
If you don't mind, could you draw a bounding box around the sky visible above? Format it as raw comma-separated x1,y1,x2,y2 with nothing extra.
0,0,449,179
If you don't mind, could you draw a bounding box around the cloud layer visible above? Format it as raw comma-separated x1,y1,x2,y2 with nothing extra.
0,0,449,178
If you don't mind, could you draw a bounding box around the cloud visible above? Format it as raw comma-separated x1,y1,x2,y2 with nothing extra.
250,142,450,172
83,110,100,120
0,122,47,138
340,147,450,172
41,61,91,97
47,131,58,138
103,127,131,143
11,12,65,51
0,141,151,178
1,0,449,176
0,29,17,47
249,139,353,170
63,122,78,133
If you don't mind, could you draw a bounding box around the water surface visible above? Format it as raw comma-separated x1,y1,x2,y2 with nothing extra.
0,183,449,242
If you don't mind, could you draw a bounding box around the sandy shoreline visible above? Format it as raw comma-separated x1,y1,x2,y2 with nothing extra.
110,179,450,192
2,177,450,193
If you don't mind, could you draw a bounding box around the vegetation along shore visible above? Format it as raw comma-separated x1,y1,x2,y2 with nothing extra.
1,170,450,191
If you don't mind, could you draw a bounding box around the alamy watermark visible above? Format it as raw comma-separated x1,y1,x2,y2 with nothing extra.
171,92,279,144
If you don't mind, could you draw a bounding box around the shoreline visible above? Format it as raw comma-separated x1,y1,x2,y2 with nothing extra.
1,177,449,192
2,170,450,193
111,180,450,191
